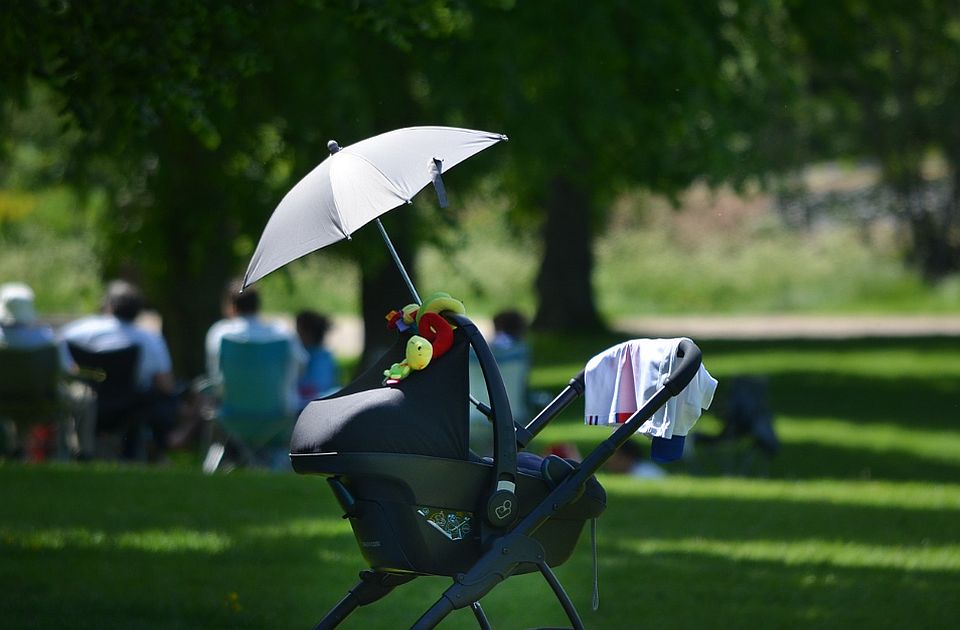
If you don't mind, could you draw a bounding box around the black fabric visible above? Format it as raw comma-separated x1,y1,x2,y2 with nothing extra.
0,345,61,426
67,343,145,433
290,329,470,460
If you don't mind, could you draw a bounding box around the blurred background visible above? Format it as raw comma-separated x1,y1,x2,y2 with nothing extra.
2,2,959,628
4,1,960,371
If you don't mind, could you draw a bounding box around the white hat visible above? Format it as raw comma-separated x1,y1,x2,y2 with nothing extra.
0,282,38,325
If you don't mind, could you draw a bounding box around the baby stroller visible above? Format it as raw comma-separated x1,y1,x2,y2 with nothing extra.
290,315,701,629
242,127,705,628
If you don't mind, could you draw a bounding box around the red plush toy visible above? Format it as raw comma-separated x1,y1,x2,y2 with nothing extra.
417,312,454,358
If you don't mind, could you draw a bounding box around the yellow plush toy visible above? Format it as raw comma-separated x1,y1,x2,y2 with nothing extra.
383,335,434,384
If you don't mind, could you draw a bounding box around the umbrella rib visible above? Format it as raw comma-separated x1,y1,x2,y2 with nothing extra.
345,151,414,205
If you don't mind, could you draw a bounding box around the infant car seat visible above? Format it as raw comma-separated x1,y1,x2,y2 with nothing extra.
290,313,701,629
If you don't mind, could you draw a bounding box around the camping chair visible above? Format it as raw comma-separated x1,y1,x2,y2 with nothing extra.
290,312,702,629
693,375,779,476
0,344,63,457
67,342,144,459
468,342,531,456
203,337,293,473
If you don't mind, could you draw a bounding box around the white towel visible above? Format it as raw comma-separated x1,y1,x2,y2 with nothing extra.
584,338,717,439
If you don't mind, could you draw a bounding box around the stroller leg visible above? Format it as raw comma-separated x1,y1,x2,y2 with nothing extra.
411,534,549,629
314,570,415,630
538,561,585,630
470,601,492,630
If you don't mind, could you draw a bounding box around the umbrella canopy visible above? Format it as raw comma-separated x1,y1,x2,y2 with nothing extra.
243,126,508,288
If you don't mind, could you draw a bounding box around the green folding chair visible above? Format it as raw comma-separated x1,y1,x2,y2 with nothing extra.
203,337,293,473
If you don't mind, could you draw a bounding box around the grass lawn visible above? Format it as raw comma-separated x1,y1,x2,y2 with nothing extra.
2,335,959,628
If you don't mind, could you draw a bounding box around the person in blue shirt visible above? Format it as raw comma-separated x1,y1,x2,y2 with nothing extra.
295,310,339,408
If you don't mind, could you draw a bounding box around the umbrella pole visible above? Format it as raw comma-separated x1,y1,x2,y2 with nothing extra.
376,218,422,305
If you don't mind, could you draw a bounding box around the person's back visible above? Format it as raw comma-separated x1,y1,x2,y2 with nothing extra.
61,280,173,395
60,280,175,460
205,280,306,415
296,310,339,407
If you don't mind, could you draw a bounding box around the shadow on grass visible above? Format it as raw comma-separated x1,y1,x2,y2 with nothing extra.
684,439,960,483
764,372,960,431
598,490,960,547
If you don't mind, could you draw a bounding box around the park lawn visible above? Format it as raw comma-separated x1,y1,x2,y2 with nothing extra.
2,335,959,628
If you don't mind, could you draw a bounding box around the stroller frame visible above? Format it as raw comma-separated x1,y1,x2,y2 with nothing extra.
294,313,702,629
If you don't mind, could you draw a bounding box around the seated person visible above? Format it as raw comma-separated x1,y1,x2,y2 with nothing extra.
1,282,60,351
205,280,307,417
0,283,68,459
604,439,666,479
295,310,340,408
60,280,175,460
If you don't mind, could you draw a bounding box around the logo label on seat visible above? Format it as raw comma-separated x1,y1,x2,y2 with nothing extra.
417,507,473,541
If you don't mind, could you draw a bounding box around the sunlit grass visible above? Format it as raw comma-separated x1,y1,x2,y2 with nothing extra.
703,348,960,378
777,417,960,466
1,527,233,554
613,537,960,572
599,475,960,511
243,517,349,540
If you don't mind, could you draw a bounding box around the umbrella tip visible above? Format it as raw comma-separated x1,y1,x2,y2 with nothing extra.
327,140,341,154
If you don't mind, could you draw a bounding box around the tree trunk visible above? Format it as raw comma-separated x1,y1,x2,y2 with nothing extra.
904,167,960,281
532,175,604,331
145,130,236,380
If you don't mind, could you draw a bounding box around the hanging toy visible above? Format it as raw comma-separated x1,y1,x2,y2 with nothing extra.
383,291,466,385
383,335,434,384
417,312,454,358
414,292,465,360
386,303,421,333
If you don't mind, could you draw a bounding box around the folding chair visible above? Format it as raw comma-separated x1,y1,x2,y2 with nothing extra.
693,375,779,476
203,337,293,473
0,344,63,457
66,343,144,459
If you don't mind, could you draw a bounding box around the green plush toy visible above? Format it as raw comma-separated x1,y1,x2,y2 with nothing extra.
383,335,434,384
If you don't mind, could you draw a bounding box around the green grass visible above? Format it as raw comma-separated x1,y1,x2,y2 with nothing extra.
2,336,960,628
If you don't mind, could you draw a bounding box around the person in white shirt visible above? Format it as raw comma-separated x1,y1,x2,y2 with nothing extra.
60,280,176,460
205,279,307,415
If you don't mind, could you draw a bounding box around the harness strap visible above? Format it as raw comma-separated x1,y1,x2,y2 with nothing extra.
591,517,600,611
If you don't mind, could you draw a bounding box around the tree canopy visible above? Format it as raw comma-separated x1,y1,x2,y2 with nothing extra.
3,1,959,375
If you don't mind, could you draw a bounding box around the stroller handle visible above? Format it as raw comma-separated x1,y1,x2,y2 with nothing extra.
663,338,703,395
521,339,703,448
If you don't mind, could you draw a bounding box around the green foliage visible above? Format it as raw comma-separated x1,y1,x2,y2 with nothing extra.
0,186,103,314
595,197,960,315
5,0,960,365
782,0,960,276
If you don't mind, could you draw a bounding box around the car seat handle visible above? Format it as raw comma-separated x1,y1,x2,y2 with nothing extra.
447,312,518,527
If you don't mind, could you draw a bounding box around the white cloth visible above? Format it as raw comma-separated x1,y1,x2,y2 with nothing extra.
584,338,717,439
204,315,307,414
60,315,172,392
